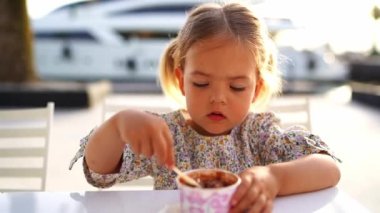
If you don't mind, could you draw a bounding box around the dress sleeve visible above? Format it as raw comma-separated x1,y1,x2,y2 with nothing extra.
69,128,153,189
253,112,341,165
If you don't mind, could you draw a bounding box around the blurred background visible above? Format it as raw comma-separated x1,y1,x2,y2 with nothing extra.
0,0,379,212
26,0,379,84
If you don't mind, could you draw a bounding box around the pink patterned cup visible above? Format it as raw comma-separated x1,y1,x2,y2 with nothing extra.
176,168,241,213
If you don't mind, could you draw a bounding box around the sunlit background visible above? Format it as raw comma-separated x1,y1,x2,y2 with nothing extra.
27,0,380,54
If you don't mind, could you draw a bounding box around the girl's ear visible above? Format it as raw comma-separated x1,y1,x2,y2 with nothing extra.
252,77,263,103
175,67,185,96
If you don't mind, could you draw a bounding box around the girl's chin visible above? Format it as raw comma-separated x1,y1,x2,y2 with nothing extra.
198,127,232,136
188,119,232,136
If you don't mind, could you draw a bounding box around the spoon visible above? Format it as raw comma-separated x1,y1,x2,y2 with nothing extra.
172,167,202,188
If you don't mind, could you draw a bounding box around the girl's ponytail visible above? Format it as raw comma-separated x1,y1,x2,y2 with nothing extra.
253,38,282,111
159,38,185,108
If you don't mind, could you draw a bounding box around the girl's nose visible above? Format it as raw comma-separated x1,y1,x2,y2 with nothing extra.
210,90,227,105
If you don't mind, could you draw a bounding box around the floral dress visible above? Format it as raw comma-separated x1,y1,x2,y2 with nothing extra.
69,110,339,190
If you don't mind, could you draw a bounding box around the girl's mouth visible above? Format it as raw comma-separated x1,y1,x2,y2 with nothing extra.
207,112,226,121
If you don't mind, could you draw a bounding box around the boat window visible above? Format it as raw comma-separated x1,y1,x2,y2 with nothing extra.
116,30,178,40
34,31,97,42
109,4,196,16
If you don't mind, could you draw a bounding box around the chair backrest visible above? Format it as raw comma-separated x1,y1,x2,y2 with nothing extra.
0,102,54,192
102,96,174,122
266,96,312,130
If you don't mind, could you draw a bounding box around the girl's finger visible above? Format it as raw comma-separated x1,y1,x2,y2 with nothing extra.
230,175,252,210
232,184,260,213
261,200,273,213
140,137,153,157
129,139,141,155
152,132,167,165
248,193,266,213
162,129,175,167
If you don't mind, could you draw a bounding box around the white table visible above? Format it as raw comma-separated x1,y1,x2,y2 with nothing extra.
0,187,369,213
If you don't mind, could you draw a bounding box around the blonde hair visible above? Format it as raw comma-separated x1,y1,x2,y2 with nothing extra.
159,2,282,109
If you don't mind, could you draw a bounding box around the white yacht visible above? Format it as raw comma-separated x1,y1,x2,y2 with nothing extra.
31,0,347,82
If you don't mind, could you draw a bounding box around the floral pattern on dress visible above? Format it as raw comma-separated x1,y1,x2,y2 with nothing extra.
70,110,340,190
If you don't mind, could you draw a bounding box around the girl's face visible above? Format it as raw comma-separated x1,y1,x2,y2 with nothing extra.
176,37,259,136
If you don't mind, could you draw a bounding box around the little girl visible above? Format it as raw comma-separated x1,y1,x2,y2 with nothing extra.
70,2,341,212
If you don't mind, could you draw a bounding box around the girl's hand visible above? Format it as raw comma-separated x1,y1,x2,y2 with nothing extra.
229,166,279,213
116,110,175,167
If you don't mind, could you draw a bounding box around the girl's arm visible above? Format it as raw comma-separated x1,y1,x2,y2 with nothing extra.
84,114,125,174
230,154,340,213
270,153,341,196
85,109,175,174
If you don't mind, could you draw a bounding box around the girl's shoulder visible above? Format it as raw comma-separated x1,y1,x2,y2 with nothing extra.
146,109,183,122
235,111,281,138
244,111,281,127
154,110,188,131
159,109,185,124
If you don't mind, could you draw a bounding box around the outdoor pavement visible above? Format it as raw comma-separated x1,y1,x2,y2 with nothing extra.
45,85,379,212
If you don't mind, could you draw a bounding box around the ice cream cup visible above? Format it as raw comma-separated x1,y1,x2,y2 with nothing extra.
176,168,241,213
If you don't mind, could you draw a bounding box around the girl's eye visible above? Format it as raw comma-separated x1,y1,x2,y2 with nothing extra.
193,82,209,88
230,86,246,92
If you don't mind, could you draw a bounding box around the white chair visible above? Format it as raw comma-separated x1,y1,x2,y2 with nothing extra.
267,96,312,130
0,102,54,192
